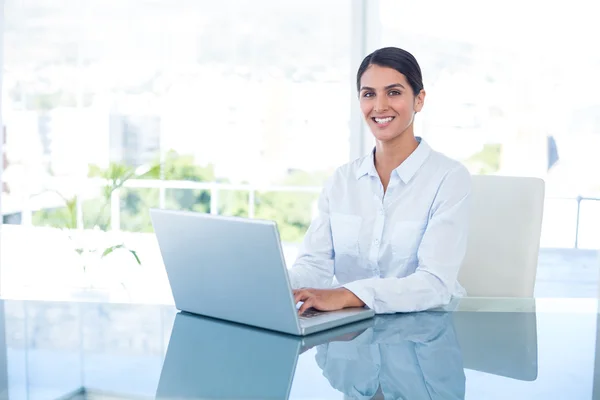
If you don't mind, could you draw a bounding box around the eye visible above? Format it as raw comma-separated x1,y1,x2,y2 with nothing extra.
388,90,401,96
361,91,374,98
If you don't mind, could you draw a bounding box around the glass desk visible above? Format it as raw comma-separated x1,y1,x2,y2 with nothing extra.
0,297,598,399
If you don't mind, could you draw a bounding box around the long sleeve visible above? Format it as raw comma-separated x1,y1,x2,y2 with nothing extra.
343,165,472,313
288,180,335,289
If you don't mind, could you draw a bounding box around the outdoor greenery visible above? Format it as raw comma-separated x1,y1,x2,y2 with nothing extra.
31,142,504,247
33,150,329,244
32,162,163,271
464,143,502,175
31,142,505,247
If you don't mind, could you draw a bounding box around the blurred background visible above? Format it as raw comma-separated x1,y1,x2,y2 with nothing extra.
1,0,599,303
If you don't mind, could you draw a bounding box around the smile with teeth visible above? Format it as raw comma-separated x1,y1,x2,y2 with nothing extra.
373,116,395,124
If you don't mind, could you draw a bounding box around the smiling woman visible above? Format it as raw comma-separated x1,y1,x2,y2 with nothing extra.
289,47,472,315
356,48,427,191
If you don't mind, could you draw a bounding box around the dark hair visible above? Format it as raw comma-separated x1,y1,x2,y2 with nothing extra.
356,47,424,96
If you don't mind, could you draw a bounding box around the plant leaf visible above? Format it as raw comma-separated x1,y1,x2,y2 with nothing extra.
100,245,142,265
128,249,141,265
138,163,162,179
101,244,125,258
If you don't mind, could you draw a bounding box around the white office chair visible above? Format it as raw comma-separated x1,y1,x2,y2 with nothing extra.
458,175,545,297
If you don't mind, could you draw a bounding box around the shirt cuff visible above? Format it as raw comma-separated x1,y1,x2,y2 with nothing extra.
343,280,376,311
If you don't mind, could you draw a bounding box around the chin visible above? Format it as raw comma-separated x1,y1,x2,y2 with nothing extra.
371,125,410,142
375,135,399,143
370,128,400,142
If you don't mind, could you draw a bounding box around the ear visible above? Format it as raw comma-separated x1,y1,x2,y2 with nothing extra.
414,89,426,113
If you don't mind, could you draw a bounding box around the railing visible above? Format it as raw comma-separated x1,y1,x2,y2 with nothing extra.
17,177,322,231
10,177,600,249
546,195,600,249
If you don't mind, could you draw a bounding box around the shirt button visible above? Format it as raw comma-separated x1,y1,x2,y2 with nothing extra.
374,239,380,246
379,209,384,216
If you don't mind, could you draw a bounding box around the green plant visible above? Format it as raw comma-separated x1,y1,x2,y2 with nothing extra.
34,151,332,251
35,161,160,278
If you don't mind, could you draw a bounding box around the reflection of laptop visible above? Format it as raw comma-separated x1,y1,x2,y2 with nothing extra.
155,311,373,400
149,209,375,335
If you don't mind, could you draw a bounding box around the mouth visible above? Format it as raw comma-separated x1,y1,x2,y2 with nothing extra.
371,116,395,126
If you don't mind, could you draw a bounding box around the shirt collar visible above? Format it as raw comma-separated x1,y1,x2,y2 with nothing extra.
394,137,432,183
355,148,378,180
355,137,432,183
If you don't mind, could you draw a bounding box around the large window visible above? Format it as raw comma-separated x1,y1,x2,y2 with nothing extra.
378,0,600,296
379,0,600,250
1,0,352,302
1,1,598,303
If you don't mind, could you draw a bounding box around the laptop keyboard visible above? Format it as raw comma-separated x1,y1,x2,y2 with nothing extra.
299,307,324,319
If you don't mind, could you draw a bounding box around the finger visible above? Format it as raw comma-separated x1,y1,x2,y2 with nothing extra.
298,298,314,315
294,290,310,304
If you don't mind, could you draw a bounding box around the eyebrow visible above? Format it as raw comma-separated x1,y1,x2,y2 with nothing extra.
359,83,406,91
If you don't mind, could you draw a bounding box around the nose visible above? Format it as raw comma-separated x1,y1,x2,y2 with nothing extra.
374,95,389,113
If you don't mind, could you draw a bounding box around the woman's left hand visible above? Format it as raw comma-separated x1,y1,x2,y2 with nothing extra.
293,288,366,315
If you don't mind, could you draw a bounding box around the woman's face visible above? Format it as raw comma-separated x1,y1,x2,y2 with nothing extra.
359,64,425,143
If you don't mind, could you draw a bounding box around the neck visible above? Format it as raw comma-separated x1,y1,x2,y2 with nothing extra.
374,128,419,173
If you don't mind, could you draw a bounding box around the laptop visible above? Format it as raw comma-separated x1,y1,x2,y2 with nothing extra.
149,209,375,335
155,311,373,400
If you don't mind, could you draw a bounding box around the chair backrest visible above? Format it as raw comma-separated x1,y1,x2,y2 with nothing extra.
458,175,545,297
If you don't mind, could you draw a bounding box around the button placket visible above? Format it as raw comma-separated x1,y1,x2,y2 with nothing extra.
370,210,385,266
370,178,386,273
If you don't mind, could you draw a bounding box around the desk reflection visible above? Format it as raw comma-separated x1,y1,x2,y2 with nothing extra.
155,307,538,399
155,312,373,399
315,312,465,400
